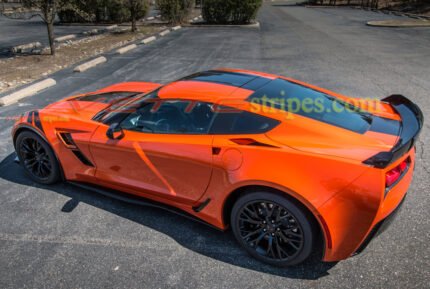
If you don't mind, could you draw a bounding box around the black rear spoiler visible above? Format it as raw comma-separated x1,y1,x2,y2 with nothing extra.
363,95,424,169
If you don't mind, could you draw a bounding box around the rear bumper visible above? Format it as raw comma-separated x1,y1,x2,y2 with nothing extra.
353,194,406,255
319,147,415,262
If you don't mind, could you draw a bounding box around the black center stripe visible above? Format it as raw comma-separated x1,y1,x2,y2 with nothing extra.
368,116,401,136
72,92,139,104
180,70,272,91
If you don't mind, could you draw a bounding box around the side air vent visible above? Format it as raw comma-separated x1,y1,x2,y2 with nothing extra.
71,150,95,167
56,131,95,167
230,138,279,148
57,132,77,149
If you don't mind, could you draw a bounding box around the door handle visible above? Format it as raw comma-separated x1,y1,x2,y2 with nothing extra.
212,147,221,155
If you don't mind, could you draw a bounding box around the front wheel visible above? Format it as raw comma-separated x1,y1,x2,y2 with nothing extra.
16,131,61,185
231,191,316,266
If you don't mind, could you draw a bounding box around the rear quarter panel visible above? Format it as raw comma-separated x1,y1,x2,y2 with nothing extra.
198,134,370,230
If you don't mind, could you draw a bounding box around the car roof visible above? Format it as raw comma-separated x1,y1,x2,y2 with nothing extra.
154,69,399,125
157,69,278,103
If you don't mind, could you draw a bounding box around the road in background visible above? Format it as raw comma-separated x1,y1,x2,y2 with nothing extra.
0,2,429,289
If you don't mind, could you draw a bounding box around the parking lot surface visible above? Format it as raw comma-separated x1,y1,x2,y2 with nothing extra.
0,2,429,288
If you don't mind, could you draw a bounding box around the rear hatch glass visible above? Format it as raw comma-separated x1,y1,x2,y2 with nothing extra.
247,78,373,134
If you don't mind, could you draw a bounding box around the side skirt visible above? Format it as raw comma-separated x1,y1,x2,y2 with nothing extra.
68,181,222,231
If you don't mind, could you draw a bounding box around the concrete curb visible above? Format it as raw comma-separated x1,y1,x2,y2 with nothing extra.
54,34,77,42
116,44,137,54
172,25,182,31
83,29,99,36
73,56,107,72
141,36,157,44
403,12,430,20
11,42,42,53
105,25,118,31
113,27,130,34
351,6,430,20
367,19,430,27
0,78,56,106
159,29,170,36
188,21,260,29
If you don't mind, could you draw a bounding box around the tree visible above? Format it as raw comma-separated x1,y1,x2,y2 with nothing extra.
202,0,262,24
156,0,194,24
126,0,149,32
22,0,58,55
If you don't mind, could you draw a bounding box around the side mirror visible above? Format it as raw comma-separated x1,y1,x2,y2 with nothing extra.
106,123,124,140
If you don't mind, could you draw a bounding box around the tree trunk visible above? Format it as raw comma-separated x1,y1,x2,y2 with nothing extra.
46,21,55,55
131,14,137,32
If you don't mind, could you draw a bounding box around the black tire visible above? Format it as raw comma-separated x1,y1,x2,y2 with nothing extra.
231,191,316,266
15,131,61,185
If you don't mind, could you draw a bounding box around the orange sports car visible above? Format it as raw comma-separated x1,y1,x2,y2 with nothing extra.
12,69,423,266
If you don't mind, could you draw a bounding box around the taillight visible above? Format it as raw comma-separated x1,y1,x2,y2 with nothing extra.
385,157,410,189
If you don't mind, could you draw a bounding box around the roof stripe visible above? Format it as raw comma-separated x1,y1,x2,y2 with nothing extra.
368,116,401,136
179,70,273,91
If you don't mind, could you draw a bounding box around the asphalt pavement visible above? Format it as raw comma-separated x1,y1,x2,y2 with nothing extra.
0,2,429,288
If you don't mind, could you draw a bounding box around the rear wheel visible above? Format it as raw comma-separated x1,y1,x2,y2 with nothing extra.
16,131,61,185
231,191,315,266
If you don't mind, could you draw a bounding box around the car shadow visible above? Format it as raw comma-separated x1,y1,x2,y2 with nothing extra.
0,152,337,279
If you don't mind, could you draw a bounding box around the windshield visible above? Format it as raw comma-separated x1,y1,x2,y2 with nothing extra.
93,89,159,123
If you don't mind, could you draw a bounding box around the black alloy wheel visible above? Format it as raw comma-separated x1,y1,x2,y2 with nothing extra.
20,137,52,180
231,192,315,266
16,131,61,184
238,200,304,260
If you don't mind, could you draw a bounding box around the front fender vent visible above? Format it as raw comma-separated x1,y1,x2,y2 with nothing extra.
71,150,94,167
57,131,94,167
57,132,77,149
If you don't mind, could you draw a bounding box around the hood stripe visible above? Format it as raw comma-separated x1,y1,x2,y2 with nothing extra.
33,111,44,133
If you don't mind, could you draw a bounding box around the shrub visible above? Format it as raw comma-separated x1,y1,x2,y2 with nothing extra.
202,0,262,24
108,0,131,23
58,9,90,23
57,0,137,24
202,0,230,23
57,0,96,23
156,0,194,24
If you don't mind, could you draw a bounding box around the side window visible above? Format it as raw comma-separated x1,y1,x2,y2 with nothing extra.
120,100,214,134
209,109,280,134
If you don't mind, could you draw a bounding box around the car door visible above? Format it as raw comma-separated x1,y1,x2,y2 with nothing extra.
89,99,215,205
